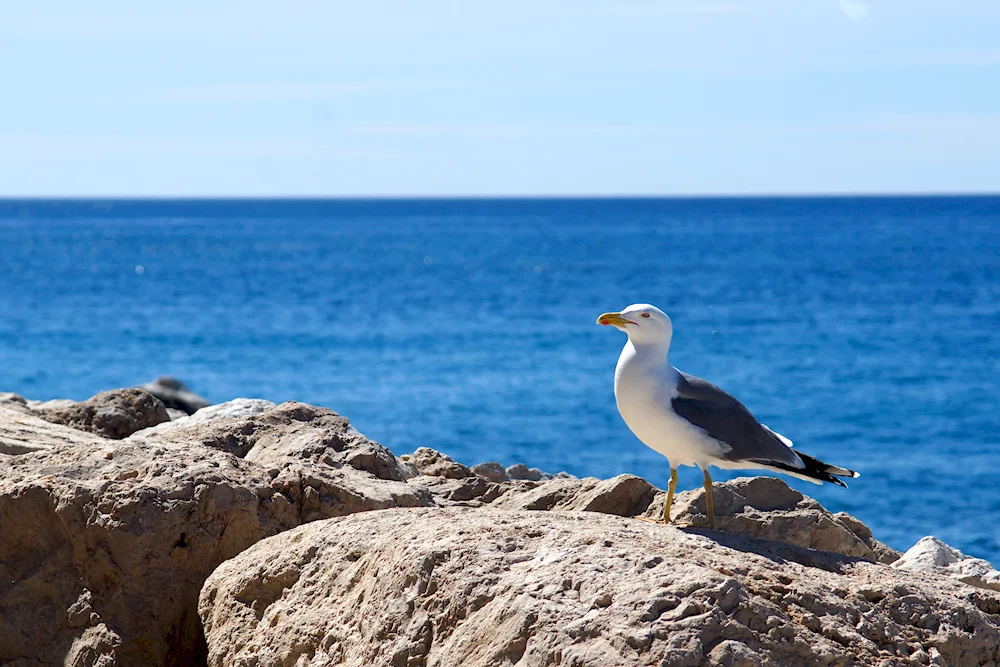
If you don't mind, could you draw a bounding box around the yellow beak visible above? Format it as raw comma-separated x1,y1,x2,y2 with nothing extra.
597,311,634,327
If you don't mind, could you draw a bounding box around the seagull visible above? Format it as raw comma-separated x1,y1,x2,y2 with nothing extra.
598,303,858,527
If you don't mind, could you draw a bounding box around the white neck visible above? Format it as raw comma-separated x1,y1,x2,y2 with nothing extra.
625,335,671,365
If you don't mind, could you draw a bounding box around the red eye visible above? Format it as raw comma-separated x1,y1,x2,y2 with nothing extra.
641,313,651,318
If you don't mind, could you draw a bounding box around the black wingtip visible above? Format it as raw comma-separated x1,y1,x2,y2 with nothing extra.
768,451,857,487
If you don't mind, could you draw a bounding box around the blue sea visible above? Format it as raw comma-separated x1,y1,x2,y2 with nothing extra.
2,197,999,562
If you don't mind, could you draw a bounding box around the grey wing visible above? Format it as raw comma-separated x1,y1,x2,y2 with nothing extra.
671,372,804,469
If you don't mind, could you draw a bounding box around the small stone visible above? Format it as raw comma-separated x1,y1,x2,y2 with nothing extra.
593,593,613,608
708,640,763,667
506,463,552,481
470,461,509,483
406,447,473,479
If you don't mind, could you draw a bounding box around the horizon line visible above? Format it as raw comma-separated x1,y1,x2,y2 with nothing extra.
1,191,999,201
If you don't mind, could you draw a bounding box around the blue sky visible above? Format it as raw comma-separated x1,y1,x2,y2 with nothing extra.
1,1,998,195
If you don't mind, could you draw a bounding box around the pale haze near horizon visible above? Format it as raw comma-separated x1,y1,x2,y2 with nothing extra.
2,1,998,196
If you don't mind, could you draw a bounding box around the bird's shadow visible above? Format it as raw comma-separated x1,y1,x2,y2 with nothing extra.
678,526,872,574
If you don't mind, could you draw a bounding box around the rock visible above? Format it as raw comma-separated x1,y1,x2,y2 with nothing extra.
1,406,103,454
199,508,1000,667
27,398,78,410
506,462,552,481
0,400,434,666
0,403,299,666
137,376,210,415
33,388,171,439
141,401,432,523
399,450,652,516
470,461,509,483
404,447,474,479
708,639,764,667
644,476,901,564
0,393,76,417
138,398,277,434
0,392,28,408
490,473,658,517
401,450,505,506
893,536,1000,592
6,393,999,667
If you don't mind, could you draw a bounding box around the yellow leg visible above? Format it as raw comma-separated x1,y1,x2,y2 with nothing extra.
638,467,678,524
662,468,677,523
702,468,715,528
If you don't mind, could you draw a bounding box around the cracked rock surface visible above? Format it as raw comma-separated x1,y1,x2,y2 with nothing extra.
3,393,999,667
199,508,1000,667
0,400,431,666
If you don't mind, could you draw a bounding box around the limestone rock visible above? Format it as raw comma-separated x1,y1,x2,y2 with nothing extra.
0,392,29,410
0,407,92,455
490,473,658,517
0,392,78,413
199,508,1000,667
399,449,654,517
137,398,277,435
5,393,997,667
34,388,171,439
644,476,901,564
142,401,432,523
27,398,78,410
506,462,553,481
0,401,432,666
470,461,509,482
404,447,474,479
893,536,1000,592
166,408,189,420
0,404,299,667
137,376,210,415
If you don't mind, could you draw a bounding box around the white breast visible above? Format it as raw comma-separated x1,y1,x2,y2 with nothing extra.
613,342,729,469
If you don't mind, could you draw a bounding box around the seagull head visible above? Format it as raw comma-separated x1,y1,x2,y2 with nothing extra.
597,303,673,345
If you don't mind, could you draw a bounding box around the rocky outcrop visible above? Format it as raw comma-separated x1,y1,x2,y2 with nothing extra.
0,405,299,667
0,389,171,441
0,392,30,411
489,473,659,517
144,402,431,523
0,392,77,413
0,404,97,455
0,401,431,667
34,388,171,439
401,451,895,564
506,462,556,481
643,476,901,565
199,508,1000,667
138,399,277,435
398,449,654,517
894,536,1000,593
3,393,999,667
136,376,210,415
